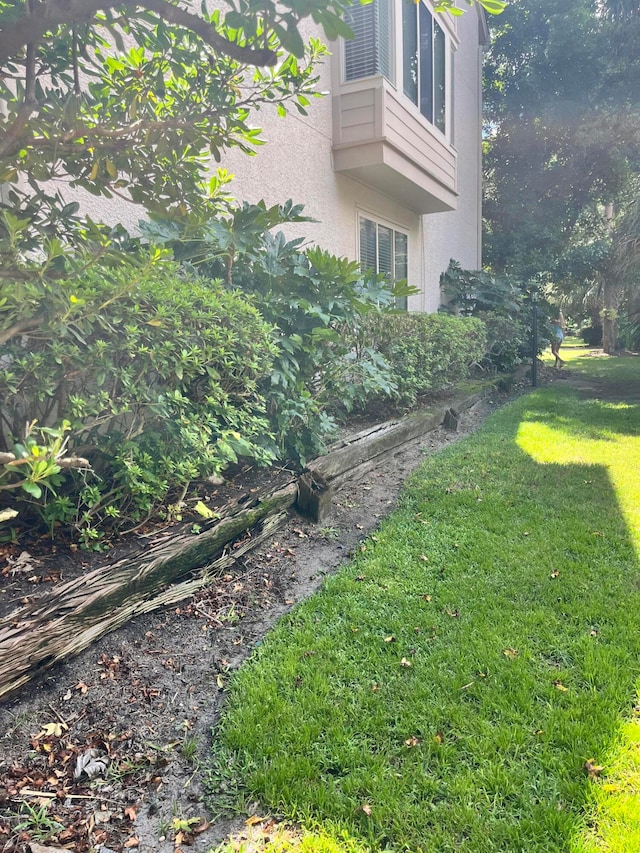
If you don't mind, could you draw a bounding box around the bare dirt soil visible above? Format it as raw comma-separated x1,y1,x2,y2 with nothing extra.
0,375,550,853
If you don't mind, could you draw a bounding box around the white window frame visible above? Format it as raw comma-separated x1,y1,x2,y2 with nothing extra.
357,212,410,310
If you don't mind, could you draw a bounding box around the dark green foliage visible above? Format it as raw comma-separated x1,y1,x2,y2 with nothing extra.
440,260,522,316
581,325,604,347
144,200,402,463
439,260,531,371
364,313,486,408
477,311,530,372
483,0,640,282
0,260,277,541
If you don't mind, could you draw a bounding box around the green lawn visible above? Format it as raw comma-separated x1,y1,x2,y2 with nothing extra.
209,354,640,853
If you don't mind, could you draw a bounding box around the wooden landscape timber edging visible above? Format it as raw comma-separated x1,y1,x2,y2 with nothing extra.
298,385,495,522
0,380,500,701
0,484,297,701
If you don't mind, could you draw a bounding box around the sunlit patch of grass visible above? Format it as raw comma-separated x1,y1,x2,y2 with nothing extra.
208,360,640,852
212,819,369,852
517,391,640,547
572,698,640,852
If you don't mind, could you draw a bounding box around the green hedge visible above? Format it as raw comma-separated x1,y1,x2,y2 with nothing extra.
364,313,487,408
0,260,277,543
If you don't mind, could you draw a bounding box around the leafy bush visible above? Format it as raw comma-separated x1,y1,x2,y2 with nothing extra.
364,313,487,408
581,324,603,346
0,258,277,540
439,259,533,370
477,311,530,372
144,201,403,463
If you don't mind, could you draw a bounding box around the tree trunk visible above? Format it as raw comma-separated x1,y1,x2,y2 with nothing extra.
602,203,618,354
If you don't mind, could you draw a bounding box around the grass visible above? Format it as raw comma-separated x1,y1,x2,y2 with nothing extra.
208,353,640,852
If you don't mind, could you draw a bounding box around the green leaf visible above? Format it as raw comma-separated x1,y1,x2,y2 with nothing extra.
477,0,506,13
21,480,43,498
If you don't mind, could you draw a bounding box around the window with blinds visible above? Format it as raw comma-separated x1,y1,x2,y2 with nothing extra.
344,0,393,82
359,216,409,310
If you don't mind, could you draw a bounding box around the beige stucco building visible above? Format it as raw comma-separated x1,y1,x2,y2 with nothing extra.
58,0,488,312
220,0,489,312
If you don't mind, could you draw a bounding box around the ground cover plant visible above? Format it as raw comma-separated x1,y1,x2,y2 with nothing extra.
210,354,640,852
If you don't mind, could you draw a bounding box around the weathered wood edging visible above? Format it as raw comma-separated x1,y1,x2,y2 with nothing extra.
0,381,499,701
0,485,297,701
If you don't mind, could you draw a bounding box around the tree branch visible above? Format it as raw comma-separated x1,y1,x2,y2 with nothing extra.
0,317,43,346
0,0,278,67
136,0,278,67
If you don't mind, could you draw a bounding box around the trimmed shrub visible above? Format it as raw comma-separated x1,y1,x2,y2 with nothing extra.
144,203,402,464
364,313,487,408
477,310,530,372
0,260,277,541
439,260,532,371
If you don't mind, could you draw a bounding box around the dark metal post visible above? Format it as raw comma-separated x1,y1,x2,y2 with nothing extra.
531,285,538,387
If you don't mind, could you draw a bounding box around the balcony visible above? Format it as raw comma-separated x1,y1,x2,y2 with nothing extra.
331,76,458,215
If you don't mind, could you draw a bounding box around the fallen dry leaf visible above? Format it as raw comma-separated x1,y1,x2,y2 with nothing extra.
7,551,41,574
246,815,267,826
123,836,140,848
400,657,412,668
360,803,372,816
93,810,112,825
550,570,560,579
554,680,569,692
503,648,518,660
584,758,604,779
404,736,420,748
74,748,109,781
384,635,396,643
35,722,68,739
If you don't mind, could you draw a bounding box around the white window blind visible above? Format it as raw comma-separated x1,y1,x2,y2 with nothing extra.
344,0,392,82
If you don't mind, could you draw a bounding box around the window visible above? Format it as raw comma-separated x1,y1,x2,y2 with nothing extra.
402,0,447,132
344,0,393,82
359,216,409,310
343,0,449,135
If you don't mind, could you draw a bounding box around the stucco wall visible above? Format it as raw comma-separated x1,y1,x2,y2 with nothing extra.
219,65,423,289
221,7,484,314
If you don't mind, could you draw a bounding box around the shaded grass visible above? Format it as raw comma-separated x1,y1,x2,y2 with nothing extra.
209,356,640,852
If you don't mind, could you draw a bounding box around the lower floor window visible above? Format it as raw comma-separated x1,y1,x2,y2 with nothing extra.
359,215,409,310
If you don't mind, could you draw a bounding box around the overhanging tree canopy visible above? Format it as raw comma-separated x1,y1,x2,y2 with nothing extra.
0,0,355,278
483,0,640,281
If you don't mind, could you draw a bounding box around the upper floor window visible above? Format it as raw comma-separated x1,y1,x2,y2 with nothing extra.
343,0,449,136
402,1,447,132
344,0,393,82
